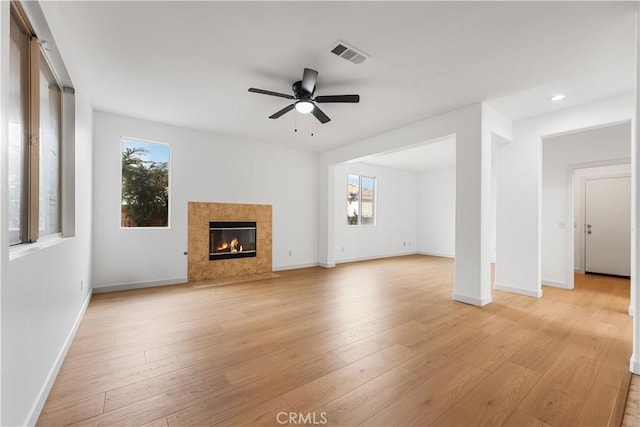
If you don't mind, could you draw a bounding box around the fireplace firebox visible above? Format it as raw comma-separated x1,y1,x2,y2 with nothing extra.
209,222,257,261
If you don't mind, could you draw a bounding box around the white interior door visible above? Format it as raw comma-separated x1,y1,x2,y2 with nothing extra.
584,176,631,276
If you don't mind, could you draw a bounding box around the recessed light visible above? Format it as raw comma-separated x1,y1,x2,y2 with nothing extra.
548,94,565,102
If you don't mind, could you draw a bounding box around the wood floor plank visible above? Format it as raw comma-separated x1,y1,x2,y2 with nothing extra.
55,351,147,388
432,362,541,427
72,374,231,426
518,347,605,425
165,352,346,426
37,393,105,426
103,360,227,412
565,319,616,362
453,323,534,372
523,346,604,401
622,374,640,427
519,388,582,426
407,315,491,356
282,343,417,413
597,334,634,389
507,325,573,374
363,358,488,426
140,416,169,427
215,397,292,426
48,356,180,408
501,409,550,427
331,338,386,365
575,380,620,427
322,365,418,426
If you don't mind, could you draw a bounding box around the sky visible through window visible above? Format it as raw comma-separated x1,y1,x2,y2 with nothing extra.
121,139,169,163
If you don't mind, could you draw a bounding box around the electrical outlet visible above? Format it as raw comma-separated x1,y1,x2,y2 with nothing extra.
288,250,293,256
80,280,84,291
403,241,406,247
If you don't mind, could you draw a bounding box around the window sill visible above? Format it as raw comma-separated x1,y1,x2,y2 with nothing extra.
9,234,69,261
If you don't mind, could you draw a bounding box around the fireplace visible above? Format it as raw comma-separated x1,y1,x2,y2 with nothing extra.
209,221,257,261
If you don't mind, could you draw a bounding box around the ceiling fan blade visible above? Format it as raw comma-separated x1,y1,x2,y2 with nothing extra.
249,88,295,100
301,68,318,94
314,94,360,103
311,104,331,124
269,104,295,119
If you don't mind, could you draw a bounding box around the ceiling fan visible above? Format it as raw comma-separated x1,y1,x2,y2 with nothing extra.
248,68,360,124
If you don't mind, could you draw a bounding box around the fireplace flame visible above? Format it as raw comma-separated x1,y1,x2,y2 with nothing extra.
217,237,243,253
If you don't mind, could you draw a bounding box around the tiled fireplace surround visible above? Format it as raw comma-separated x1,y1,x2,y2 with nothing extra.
188,202,272,282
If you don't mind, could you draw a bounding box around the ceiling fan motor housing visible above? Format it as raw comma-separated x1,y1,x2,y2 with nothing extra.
292,81,313,100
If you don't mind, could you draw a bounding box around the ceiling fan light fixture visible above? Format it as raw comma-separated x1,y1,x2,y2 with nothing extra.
295,101,314,114
548,94,565,102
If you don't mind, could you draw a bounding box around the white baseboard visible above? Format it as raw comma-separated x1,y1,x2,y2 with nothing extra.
26,291,92,426
273,262,320,271
630,306,635,316
574,269,585,274
541,279,571,289
336,251,418,265
631,354,640,375
93,277,187,294
452,293,492,306
495,283,543,298
318,262,336,268
417,251,454,259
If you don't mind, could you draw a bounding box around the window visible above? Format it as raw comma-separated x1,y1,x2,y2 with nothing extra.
120,138,170,228
347,174,376,225
39,55,62,236
8,3,64,245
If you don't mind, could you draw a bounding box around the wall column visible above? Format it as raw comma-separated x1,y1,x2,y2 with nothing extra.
453,105,493,305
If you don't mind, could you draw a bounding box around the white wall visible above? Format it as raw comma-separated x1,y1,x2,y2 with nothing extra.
418,166,456,257
497,93,634,297
0,2,9,422
92,111,319,289
574,163,631,273
541,122,630,288
333,162,418,263
0,2,94,425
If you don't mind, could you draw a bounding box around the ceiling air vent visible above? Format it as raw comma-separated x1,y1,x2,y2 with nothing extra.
330,41,369,65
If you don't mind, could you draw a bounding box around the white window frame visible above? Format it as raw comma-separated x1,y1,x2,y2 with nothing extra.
347,173,376,226
119,136,172,229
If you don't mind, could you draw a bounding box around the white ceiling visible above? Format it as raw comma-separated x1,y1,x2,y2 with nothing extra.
358,136,456,173
46,1,636,153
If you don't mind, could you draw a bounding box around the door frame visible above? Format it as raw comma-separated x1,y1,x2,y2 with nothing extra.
582,173,631,276
566,159,631,289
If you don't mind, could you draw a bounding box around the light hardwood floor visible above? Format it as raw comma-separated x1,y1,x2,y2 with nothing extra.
38,255,633,426
623,375,639,427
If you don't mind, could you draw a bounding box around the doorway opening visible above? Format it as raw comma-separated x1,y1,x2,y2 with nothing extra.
574,167,631,278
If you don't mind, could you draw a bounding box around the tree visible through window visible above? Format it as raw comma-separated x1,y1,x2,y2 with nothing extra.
121,138,170,228
347,174,376,225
